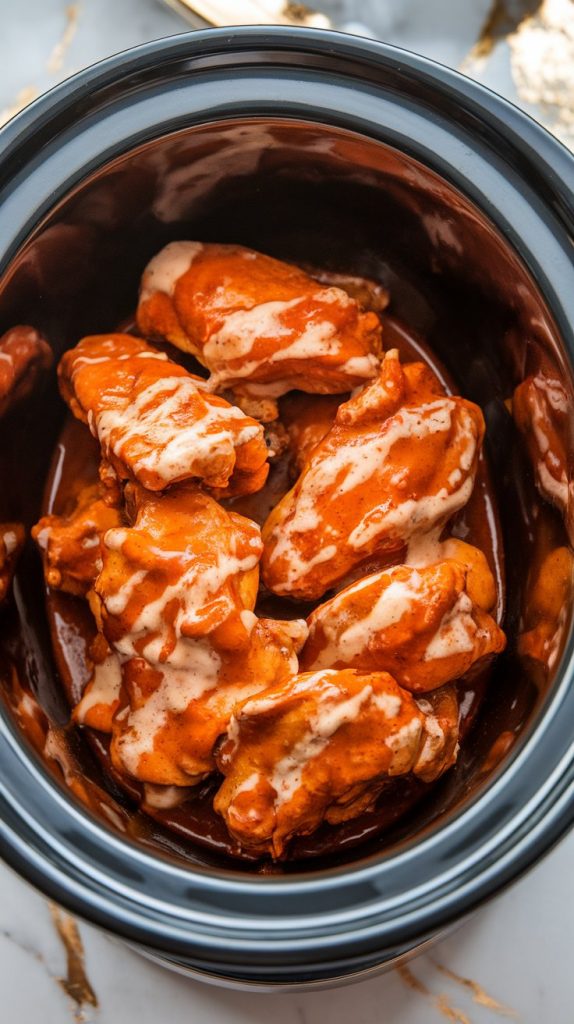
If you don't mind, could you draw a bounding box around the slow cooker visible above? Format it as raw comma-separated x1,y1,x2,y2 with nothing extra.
1,26,574,989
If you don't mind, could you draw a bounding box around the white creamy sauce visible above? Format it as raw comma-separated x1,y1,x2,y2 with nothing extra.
405,528,444,567
413,713,446,773
143,783,192,808
269,543,337,593
74,350,169,367
2,529,18,556
270,398,477,588
115,639,221,775
534,374,568,414
207,315,343,389
309,573,424,669
81,534,100,550
129,550,260,641
423,592,476,661
239,609,258,633
140,241,203,302
101,563,147,616
229,771,263,804
267,683,375,809
385,717,424,776
336,577,423,656
338,354,380,379
204,297,301,362
537,459,569,508
103,535,260,662
94,375,262,485
348,475,475,551
74,653,122,723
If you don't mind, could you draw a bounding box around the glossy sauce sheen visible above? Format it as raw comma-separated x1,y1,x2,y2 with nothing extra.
42,314,505,866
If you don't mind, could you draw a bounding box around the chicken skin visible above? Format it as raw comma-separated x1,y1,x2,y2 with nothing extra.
0,522,25,603
513,371,573,541
32,483,122,596
91,483,306,785
0,326,52,418
518,545,573,675
59,333,269,496
214,668,457,858
136,242,382,420
262,350,485,600
301,556,505,692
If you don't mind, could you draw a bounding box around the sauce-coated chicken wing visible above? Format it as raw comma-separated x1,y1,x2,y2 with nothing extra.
0,326,52,418
518,545,573,675
301,556,505,691
111,617,305,786
59,333,269,496
262,350,485,600
33,483,122,596
214,668,456,857
136,242,382,420
91,483,306,785
513,372,573,541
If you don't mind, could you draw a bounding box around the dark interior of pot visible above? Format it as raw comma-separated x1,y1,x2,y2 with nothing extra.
0,117,572,874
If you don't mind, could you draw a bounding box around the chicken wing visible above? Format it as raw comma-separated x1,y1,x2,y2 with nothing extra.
214,667,455,858
413,685,459,784
0,522,25,603
518,545,573,675
33,483,122,596
58,333,269,496
513,371,573,541
111,617,306,786
301,557,505,692
91,483,306,785
136,242,382,420
262,350,485,600
0,326,52,418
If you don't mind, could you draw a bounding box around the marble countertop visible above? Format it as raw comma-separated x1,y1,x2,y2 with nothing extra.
1,1,573,1021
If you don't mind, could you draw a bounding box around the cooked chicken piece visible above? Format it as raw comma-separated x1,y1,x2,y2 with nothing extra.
518,546,573,674
94,484,263,660
280,392,340,472
0,522,25,603
91,482,306,784
111,617,306,786
59,333,268,496
32,483,122,596
214,668,455,858
513,372,573,541
136,242,382,421
438,537,498,613
262,350,485,600
413,685,459,784
0,326,52,418
301,557,505,692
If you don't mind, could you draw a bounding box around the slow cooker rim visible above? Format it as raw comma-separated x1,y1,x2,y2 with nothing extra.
1,26,574,965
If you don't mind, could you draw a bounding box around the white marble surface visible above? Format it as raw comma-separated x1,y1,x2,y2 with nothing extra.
1,1,573,1021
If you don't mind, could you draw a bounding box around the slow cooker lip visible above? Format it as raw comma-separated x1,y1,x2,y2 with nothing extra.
1,25,574,963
